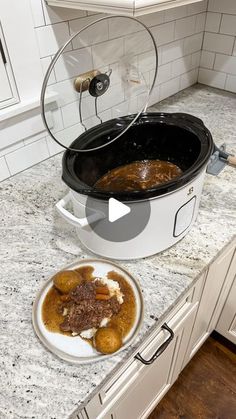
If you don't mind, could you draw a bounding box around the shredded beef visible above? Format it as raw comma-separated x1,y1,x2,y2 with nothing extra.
70,281,96,302
59,281,120,334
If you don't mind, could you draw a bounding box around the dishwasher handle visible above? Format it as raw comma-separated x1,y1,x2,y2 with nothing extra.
135,323,174,365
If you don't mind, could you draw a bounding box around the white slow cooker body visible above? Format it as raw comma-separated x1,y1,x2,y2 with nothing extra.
64,169,206,260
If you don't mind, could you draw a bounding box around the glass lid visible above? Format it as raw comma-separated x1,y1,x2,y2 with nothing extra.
41,15,158,152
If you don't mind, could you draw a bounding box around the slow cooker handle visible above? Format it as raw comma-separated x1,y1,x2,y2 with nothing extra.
56,193,106,227
56,193,89,228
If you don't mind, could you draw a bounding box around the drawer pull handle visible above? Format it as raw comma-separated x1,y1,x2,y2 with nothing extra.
135,323,174,365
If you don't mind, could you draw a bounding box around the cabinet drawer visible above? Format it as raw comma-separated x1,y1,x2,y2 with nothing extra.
110,336,174,419
83,282,201,419
81,286,197,419
108,303,198,419
98,287,195,409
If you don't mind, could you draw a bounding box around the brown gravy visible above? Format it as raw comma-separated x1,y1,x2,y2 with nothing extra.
42,266,136,339
94,160,182,192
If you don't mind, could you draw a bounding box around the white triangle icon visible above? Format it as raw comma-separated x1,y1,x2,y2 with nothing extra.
108,198,131,223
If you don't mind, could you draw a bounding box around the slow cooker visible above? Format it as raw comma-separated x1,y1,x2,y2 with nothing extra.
41,16,236,260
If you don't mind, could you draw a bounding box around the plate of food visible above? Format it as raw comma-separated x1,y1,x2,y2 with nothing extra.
32,259,144,363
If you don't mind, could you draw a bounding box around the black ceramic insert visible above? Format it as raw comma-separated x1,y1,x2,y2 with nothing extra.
62,112,214,201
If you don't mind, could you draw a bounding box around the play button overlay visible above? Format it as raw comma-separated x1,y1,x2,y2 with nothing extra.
85,195,151,243
108,198,131,222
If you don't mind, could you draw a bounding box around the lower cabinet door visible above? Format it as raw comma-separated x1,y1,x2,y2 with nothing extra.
216,276,236,344
184,243,235,364
108,304,197,419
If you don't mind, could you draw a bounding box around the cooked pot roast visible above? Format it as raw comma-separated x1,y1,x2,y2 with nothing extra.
94,160,182,192
60,281,120,334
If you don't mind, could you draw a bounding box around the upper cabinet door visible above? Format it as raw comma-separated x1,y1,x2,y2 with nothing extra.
0,23,19,110
46,0,204,16
0,42,12,103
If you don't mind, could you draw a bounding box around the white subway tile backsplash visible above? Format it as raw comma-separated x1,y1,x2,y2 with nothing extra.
180,68,198,89
98,82,125,113
225,74,236,93
94,38,124,67
157,63,172,84
46,136,64,156
70,15,108,47
108,17,141,40
0,140,25,158
203,32,235,55
48,78,78,106
42,3,86,25
187,1,208,15
172,55,192,78
152,22,175,47
175,16,196,40
51,108,64,133
149,85,160,106
41,57,56,85
220,14,236,36
54,48,93,82
191,51,201,68
0,157,10,181
61,99,93,128
138,51,157,73
5,139,49,175
0,112,46,150
1,0,226,182
184,33,203,55
85,109,112,128
164,6,187,23
205,12,221,33
208,0,236,15
138,11,164,27
195,13,206,34
159,77,180,101
36,22,70,57
198,68,226,89
233,41,236,56
200,50,215,69
161,39,184,64
24,133,46,146
53,123,85,148
112,97,138,118
214,54,236,76
199,2,236,94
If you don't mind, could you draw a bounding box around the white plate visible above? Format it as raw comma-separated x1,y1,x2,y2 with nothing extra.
32,259,144,364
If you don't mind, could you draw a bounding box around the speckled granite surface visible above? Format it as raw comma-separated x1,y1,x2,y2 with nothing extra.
0,85,235,419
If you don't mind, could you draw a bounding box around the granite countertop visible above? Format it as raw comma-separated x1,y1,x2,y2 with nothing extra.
1,85,236,419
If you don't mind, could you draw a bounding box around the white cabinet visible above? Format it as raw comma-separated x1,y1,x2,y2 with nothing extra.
74,240,236,419
216,254,236,344
183,242,236,365
82,285,200,419
46,0,204,17
109,306,197,419
0,0,43,120
0,23,19,109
